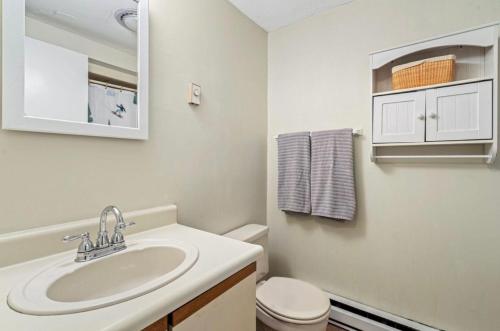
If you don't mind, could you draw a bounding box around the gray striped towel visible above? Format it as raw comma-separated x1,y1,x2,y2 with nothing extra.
311,129,356,220
277,132,311,214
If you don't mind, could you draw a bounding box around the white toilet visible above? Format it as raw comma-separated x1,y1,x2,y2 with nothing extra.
224,224,330,331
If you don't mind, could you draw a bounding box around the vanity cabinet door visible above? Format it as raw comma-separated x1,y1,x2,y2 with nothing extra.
373,91,426,143
170,274,256,331
168,263,256,331
426,81,493,141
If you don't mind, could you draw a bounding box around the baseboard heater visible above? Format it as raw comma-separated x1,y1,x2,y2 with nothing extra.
325,292,443,331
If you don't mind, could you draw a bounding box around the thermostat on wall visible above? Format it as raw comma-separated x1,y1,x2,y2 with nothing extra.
188,83,201,105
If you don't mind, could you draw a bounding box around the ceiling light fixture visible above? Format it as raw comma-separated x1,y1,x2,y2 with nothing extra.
114,9,138,33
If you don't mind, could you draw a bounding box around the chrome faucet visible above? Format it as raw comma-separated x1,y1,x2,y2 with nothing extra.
63,206,135,262
97,205,127,248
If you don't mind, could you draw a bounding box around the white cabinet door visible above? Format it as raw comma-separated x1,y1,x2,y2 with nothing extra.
373,91,426,143
426,81,493,141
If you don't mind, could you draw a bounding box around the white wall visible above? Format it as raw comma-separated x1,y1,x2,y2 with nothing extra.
267,1,500,330
0,0,267,235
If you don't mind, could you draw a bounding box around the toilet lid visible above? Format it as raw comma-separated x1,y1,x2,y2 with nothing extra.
256,277,330,321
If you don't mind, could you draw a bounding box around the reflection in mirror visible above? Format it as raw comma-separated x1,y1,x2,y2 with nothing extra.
24,0,138,128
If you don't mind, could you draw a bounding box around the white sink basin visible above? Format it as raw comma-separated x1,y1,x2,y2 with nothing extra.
8,239,198,315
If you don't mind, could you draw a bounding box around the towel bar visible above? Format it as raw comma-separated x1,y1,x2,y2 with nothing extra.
273,129,362,140
374,155,490,159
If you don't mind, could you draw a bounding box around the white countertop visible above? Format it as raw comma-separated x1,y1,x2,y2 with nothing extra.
0,224,262,331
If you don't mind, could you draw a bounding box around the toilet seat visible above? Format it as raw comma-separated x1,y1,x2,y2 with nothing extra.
257,300,330,325
256,304,330,331
256,277,330,325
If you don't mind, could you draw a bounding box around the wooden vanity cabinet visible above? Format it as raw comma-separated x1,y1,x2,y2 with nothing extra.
143,263,257,331
143,317,168,331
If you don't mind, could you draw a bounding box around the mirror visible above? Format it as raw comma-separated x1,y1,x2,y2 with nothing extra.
2,0,149,139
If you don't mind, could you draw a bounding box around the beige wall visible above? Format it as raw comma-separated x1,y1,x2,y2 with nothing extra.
0,0,267,235
267,1,500,330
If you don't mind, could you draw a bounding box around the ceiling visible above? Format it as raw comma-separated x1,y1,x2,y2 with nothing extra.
26,0,137,52
227,0,354,32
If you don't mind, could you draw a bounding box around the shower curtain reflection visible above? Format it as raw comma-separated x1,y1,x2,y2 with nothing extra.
88,83,138,128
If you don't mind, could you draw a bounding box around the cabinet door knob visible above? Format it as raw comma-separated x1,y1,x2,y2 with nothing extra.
429,113,437,119
417,114,425,120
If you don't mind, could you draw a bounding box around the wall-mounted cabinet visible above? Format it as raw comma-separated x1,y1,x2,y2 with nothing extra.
370,24,499,164
373,80,493,143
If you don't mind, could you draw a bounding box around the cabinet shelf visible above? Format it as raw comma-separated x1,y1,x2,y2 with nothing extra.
371,140,497,164
372,77,493,97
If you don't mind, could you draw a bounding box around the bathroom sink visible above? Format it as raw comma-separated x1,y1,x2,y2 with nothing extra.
8,239,198,315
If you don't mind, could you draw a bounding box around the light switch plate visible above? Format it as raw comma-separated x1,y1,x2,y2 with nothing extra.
188,83,201,105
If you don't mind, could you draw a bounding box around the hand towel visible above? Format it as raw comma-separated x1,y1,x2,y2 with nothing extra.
277,132,311,214
311,129,356,220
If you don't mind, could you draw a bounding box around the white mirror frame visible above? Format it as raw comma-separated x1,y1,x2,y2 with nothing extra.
2,0,149,140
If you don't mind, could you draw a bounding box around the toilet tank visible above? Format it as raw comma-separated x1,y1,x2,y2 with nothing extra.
224,224,269,281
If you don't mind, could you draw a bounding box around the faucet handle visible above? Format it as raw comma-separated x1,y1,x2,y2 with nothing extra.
63,232,90,243
62,232,94,253
116,221,136,231
111,221,136,245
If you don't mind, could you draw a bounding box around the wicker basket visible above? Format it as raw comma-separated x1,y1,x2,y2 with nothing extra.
392,55,456,90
